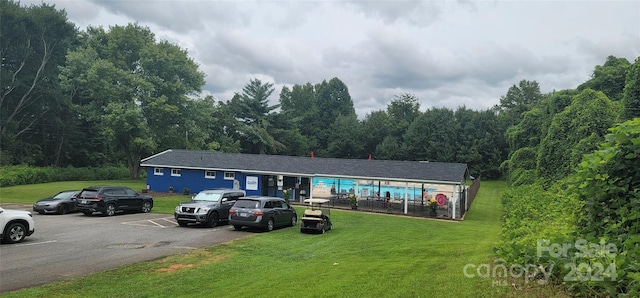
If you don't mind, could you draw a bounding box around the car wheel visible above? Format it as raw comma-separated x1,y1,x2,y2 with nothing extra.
265,218,274,232
4,222,27,244
38,211,45,215
178,220,188,227
140,201,152,213
321,219,327,234
82,211,92,216
233,225,242,231
58,204,68,215
205,212,219,227
103,203,116,216
290,214,297,226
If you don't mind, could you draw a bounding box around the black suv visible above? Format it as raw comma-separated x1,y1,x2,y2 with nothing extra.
75,186,153,216
174,189,245,227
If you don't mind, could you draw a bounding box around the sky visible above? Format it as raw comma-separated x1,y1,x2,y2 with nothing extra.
29,0,640,118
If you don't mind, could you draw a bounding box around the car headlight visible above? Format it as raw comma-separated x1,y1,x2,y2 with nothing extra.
197,207,210,214
175,206,181,212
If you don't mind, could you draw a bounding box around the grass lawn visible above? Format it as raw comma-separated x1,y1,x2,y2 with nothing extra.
0,180,565,297
0,180,187,214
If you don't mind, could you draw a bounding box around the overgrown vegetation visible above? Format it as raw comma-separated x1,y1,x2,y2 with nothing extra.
497,119,640,297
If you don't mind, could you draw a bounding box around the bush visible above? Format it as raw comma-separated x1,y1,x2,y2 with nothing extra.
567,119,640,296
0,165,130,187
497,119,640,297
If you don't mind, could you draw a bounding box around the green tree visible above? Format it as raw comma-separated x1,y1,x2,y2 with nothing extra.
387,93,421,125
0,0,77,165
537,89,619,183
502,89,576,183
622,56,640,120
578,55,631,101
227,79,285,154
232,78,277,124
455,107,506,179
360,110,392,159
208,99,242,153
314,78,355,153
102,101,156,178
60,23,205,177
375,135,406,160
279,83,318,153
493,80,543,127
326,115,362,158
181,95,218,150
386,93,421,145
404,107,456,162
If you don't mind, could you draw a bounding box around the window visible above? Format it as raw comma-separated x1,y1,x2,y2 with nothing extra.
154,168,163,175
205,170,216,179
235,200,259,209
272,200,283,208
171,168,181,177
264,201,274,209
224,172,235,180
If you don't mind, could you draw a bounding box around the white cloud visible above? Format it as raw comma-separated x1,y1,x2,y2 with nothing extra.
33,0,640,118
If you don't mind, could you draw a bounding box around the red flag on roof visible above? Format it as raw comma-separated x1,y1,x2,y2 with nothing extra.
310,151,314,158
368,154,372,160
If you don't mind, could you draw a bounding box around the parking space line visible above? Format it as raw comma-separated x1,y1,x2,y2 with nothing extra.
121,222,153,227
160,218,177,224
17,240,57,247
121,217,177,228
148,219,167,228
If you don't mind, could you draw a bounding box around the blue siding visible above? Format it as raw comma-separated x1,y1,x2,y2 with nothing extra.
145,167,262,196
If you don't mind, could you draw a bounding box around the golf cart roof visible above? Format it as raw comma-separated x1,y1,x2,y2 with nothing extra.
304,198,330,204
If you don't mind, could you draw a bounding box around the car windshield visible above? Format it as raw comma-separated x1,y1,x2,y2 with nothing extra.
234,200,260,209
53,191,76,200
192,192,222,202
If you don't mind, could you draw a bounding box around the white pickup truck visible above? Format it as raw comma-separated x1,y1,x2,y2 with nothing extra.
0,207,35,244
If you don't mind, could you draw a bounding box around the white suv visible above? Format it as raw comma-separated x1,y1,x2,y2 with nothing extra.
0,207,35,244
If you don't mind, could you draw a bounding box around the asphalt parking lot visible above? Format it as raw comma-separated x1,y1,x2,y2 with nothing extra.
0,204,252,293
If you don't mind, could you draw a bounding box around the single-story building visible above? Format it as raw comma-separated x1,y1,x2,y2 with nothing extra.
140,149,473,219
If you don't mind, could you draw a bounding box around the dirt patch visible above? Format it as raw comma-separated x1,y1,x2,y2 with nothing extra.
155,250,229,274
157,263,196,273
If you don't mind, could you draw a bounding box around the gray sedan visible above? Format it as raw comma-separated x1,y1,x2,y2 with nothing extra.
33,190,80,215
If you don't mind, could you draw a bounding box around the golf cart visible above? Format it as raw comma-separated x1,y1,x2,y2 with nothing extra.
300,198,332,234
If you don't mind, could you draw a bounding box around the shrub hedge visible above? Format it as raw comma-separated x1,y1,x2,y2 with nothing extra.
0,165,131,187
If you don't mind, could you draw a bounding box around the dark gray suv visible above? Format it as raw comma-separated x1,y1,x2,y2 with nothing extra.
75,186,153,216
228,196,297,232
174,189,245,227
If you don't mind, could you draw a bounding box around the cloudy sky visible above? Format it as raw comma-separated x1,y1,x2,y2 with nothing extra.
33,0,640,118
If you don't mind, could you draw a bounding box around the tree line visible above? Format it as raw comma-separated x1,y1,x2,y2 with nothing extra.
1,0,638,182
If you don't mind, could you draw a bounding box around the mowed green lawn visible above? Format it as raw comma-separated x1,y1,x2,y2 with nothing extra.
0,180,532,297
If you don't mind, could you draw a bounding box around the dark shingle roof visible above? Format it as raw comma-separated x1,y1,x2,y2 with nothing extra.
141,149,469,185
